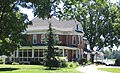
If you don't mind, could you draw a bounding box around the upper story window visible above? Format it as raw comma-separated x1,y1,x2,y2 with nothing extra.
72,35,76,45
76,25,79,30
41,34,46,44
55,34,59,41
78,36,81,44
33,34,37,44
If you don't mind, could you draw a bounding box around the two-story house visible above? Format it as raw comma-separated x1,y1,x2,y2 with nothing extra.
10,17,85,63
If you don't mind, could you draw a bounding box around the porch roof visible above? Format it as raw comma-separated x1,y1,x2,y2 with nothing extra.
20,46,78,50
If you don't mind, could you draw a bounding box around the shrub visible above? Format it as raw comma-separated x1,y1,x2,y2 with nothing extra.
12,62,19,65
75,62,79,67
0,58,3,63
44,58,60,68
60,59,68,67
68,62,79,67
115,59,120,66
79,58,87,65
59,57,68,68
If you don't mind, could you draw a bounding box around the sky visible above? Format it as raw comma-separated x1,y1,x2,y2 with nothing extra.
20,0,119,21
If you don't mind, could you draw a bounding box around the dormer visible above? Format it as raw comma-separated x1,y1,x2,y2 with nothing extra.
75,24,83,33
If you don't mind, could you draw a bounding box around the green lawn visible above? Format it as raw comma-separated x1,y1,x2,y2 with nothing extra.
98,68,120,73
0,64,81,73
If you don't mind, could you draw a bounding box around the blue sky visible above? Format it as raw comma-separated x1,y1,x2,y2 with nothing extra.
20,0,119,20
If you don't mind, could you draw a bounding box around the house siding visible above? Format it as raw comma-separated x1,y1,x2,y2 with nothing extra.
37,34,41,44
27,35,33,44
68,35,72,45
59,35,66,45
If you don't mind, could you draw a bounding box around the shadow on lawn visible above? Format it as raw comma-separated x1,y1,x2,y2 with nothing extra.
0,68,19,71
44,68,60,70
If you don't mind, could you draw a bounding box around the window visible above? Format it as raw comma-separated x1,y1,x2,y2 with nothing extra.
65,50,68,56
28,49,32,57
78,36,81,44
72,35,76,45
23,49,27,57
41,34,45,44
33,34,37,44
76,25,79,30
19,50,22,57
39,49,43,57
34,49,38,57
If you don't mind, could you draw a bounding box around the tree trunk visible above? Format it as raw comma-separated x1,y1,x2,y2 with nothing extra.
49,66,51,70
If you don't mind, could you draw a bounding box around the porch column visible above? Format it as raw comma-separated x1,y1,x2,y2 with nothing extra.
32,49,34,58
13,51,15,61
16,48,19,58
9,53,12,62
78,49,81,59
76,50,78,58
63,49,64,57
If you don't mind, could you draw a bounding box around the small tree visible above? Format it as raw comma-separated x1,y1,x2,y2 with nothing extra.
44,20,60,69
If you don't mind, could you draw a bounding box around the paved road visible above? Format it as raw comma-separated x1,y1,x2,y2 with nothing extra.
76,65,112,73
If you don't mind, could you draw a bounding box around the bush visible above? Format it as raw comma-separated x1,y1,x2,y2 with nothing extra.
115,59,120,66
79,58,87,65
58,57,68,68
68,62,79,67
0,58,3,64
60,59,68,67
44,58,60,68
12,62,19,65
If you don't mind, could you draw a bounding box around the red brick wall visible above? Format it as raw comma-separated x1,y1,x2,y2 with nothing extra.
76,35,78,45
59,35,66,45
68,35,72,45
68,50,72,61
37,34,41,44
27,34,33,44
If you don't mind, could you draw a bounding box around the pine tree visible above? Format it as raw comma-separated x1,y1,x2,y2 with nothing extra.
44,20,60,69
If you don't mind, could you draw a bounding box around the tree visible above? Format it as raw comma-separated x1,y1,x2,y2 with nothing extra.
44,20,60,69
0,0,29,55
18,0,61,69
56,0,120,62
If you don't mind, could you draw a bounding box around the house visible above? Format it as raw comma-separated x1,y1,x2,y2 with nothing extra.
9,17,85,64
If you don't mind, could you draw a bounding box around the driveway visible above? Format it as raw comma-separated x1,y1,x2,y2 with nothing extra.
76,65,112,73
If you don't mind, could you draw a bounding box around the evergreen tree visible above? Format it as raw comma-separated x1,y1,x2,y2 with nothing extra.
44,20,60,69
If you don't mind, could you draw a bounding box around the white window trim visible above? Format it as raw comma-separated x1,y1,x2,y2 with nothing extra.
41,34,45,44
33,34,37,44
78,36,81,44
72,35,76,45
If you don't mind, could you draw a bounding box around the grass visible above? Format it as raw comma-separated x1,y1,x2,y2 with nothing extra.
98,68,120,73
0,64,81,73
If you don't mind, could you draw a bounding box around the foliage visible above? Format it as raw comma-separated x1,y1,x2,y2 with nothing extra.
43,21,60,69
0,65,81,73
0,0,30,55
56,0,120,62
59,57,68,67
115,59,120,66
68,62,79,67
79,58,87,65
0,58,2,63
104,50,120,59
